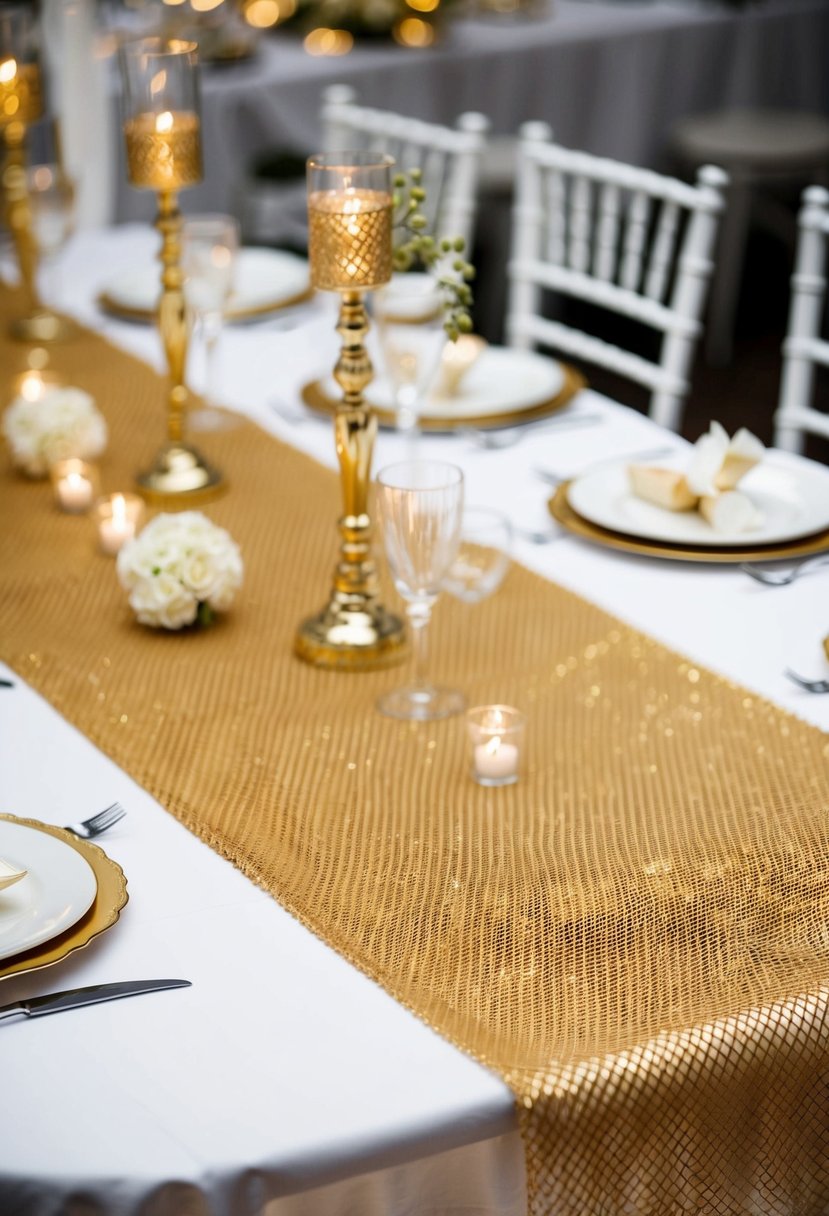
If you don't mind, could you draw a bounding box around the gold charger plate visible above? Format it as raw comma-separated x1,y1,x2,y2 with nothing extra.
0,815,128,982
97,285,313,326
300,362,586,432
549,482,829,563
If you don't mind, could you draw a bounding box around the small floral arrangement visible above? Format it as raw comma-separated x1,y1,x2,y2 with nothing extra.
116,511,243,631
392,168,475,340
3,387,107,478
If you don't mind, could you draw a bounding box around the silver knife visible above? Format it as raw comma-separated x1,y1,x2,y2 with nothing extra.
0,978,191,1021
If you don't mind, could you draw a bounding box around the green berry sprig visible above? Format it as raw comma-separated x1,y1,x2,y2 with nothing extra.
391,167,475,341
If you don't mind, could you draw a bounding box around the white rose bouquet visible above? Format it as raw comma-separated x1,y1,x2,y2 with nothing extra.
3,387,107,477
116,511,243,631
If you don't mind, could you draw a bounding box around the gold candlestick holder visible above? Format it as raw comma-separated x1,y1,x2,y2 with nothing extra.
294,155,406,670
0,14,73,344
120,38,222,503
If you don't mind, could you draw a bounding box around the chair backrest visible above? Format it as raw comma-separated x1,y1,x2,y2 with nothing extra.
321,84,490,251
774,186,829,454
506,122,727,432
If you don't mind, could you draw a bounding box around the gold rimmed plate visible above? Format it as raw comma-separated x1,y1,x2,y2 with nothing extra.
302,351,586,432
0,815,128,982
98,248,312,325
549,482,829,563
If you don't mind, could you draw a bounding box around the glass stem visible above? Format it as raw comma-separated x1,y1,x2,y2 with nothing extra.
203,312,222,407
407,600,433,690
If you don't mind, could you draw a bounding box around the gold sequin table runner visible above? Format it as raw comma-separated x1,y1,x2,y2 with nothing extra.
2,295,828,1214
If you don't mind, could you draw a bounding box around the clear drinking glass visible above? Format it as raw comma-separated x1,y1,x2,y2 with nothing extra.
376,459,465,721
372,272,446,442
182,213,239,425
26,161,75,303
442,506,513,603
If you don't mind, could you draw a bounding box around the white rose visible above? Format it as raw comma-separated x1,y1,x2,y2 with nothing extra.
129,572,198,630
2,387,107,477
117,510,242,629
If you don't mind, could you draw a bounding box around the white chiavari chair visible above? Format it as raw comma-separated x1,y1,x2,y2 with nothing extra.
774,186,829,454
321,84,490,251
506,122,728,432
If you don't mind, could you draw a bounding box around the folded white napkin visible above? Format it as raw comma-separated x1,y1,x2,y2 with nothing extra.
0,856,27,892
629,422,766,534
686,421,765,497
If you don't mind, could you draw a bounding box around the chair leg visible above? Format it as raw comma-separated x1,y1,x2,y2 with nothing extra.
705,177,752,367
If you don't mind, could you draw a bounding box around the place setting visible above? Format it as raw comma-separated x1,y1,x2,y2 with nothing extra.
0,805,128,982
548,421,829,563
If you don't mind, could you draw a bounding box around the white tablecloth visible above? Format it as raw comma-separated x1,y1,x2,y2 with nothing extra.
1,226,828,1214
109,0,829,226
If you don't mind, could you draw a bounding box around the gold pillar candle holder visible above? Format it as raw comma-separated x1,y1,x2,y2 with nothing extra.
0,7,70,344
119,37,221,504
294,153,406,670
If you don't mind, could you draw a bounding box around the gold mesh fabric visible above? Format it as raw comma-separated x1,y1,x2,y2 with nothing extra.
2,293,829,1214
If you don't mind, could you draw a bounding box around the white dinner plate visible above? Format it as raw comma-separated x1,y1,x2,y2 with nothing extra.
100,247,311,322
567,456,829,548
321,347,567,424
0,820,97,961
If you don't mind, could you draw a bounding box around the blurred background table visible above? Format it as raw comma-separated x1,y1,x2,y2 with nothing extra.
110,0,829,226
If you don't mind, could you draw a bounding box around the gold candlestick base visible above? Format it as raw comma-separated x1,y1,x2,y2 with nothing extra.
9,310,77,344
137,440,224,506
295,601,407,671
294,289,406,671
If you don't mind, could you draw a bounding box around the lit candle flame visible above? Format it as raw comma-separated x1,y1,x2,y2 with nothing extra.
112,494,127,525
0,58,17,84
485,735,502,756
19,371,45,402
155,110,174,134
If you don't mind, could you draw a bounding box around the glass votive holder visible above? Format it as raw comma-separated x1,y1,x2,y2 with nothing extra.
466,704,525,787
94,492,145,555
50,459,99,514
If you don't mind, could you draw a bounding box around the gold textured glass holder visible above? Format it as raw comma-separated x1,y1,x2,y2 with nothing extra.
135,187,222,503
1,63,72,343
294,288,405,669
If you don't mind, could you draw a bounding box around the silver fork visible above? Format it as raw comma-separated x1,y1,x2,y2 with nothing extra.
741,554,829,586
784,669,829,695
534,445,678,486
460,412,603,451
64,802,126,839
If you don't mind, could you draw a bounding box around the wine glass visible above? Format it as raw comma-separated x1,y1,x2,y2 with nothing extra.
442,506,513,603
182,213,239,430
372,272,447,447
375,460,465,721
26,161,75,306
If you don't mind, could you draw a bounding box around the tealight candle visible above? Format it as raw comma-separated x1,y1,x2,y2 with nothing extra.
95,492,144,555
51,459,98,514
13,368,61,402
466,704,525,787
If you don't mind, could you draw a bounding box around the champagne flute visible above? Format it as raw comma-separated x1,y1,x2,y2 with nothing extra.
182,212,239,430
376,459,465,721
372,272,446,448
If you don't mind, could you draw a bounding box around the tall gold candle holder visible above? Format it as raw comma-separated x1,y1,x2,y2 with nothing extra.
294,153,406,670
0,4,71,343
119,37,222,503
